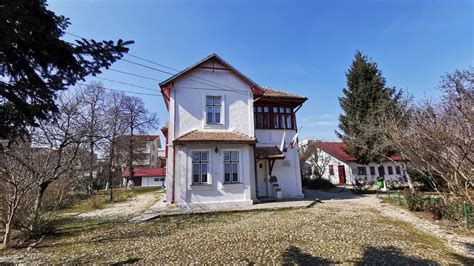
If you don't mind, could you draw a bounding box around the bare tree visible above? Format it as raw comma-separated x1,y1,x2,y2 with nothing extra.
102,91,127,201
385,68,473,203
78,82,107,194
122,96,158,187
28,92,85,230
300,140,331,179
0,141,37,247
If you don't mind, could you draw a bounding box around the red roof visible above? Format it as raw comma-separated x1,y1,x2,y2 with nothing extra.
318,142,401,162
122,168,166,177
119,135,160,142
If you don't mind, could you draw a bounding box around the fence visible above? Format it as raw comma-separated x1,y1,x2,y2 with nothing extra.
377,190,472,230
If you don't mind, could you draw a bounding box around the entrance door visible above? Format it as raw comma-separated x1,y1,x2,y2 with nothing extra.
337,165,346,184
256,160,268,197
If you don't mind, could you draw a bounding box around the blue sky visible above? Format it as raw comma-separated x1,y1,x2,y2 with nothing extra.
49,0,473,142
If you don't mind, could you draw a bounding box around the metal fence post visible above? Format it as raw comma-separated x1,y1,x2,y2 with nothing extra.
397,190,402,206
464,202,471,230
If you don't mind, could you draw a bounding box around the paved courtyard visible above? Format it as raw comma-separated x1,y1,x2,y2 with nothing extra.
0,189,472,264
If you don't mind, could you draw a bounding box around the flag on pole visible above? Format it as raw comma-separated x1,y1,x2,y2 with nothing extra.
279,129,287,152
289,131,299,149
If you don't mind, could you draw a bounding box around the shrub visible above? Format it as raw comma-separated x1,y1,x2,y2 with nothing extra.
88,196,106,209
302,178,335,190
427,204,443,220
403,189,425,212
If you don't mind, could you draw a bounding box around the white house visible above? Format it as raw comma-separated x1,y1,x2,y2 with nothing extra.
301,141,406,185
160,54,307,208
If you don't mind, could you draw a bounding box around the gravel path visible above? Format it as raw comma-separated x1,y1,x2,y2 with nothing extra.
76,191,164,219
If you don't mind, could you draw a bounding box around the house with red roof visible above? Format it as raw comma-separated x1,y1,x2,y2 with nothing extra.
160,54,307,208
301,140,405,185
122,167,166,187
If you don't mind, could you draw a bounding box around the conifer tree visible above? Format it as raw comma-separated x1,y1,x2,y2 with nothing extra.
336,51,402,164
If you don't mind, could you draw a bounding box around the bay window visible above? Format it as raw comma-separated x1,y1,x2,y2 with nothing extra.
255,104,294,129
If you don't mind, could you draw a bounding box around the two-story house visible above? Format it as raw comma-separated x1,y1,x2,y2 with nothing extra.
160,54,307,208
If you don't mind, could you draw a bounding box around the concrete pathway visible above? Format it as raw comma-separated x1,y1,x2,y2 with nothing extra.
130,197,316,222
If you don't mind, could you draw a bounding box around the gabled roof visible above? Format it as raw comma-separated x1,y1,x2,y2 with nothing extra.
122,167,166,177
317,142,401,163
173,130,257,144
159,53,263,93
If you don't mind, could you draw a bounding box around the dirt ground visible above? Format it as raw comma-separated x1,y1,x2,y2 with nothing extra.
0,188,472,264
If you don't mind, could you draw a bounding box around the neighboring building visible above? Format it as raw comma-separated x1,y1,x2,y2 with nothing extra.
160,54,307,208
301,141,405,185
122,167,166,187
116,135,162,168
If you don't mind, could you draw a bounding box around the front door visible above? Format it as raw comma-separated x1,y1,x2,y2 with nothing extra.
256,160,268,197
337,165,346,184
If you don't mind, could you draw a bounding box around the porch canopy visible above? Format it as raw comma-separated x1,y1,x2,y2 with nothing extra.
173,130,257,144
255,146,285,176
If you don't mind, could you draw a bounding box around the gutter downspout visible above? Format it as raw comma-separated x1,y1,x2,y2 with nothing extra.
252,143,259,200
172,143,176,203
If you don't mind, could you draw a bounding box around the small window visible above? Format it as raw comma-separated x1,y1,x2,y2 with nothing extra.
328,165,334,176
370,166,375,175
206,96,221,124
192,151,209,184
357,167,367,175
387,166,393,175
378,166,385,176
395,166,401,175
224,151,239,183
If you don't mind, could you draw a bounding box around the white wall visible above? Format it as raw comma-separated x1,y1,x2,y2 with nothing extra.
174,143,254,206
141,176,165,187
173,60,254,138
348,162,405,184
314,150,352,185
310,150,405,185
256,129,303,198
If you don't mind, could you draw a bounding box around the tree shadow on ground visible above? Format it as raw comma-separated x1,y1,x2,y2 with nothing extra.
355,246,438,265
281,246,338,265
111,257,142,265
303,186,364,201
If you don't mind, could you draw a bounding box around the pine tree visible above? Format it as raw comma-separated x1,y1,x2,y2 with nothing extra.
0,0,134,141
336,51,402,164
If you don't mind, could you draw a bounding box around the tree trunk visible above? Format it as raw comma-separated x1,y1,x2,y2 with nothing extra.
401,161,415,191
3,220,12,248
30,183,49,231
88,139,94,194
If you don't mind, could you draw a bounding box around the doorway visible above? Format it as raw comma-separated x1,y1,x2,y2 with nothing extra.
256,160,268,197
338,165,346,184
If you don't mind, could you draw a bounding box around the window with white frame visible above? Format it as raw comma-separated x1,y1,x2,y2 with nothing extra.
206,96,221,124
192,151,209,184
357,166,367,175
224,151,239,183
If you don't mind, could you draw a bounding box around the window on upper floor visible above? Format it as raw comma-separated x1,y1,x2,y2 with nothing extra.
254,104,294,129
206,96,221,124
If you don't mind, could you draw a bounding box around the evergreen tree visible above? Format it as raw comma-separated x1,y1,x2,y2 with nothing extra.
336,51,402,164
0,0,134,141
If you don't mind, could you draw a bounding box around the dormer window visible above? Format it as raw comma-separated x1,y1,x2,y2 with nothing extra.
206,96,221,124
